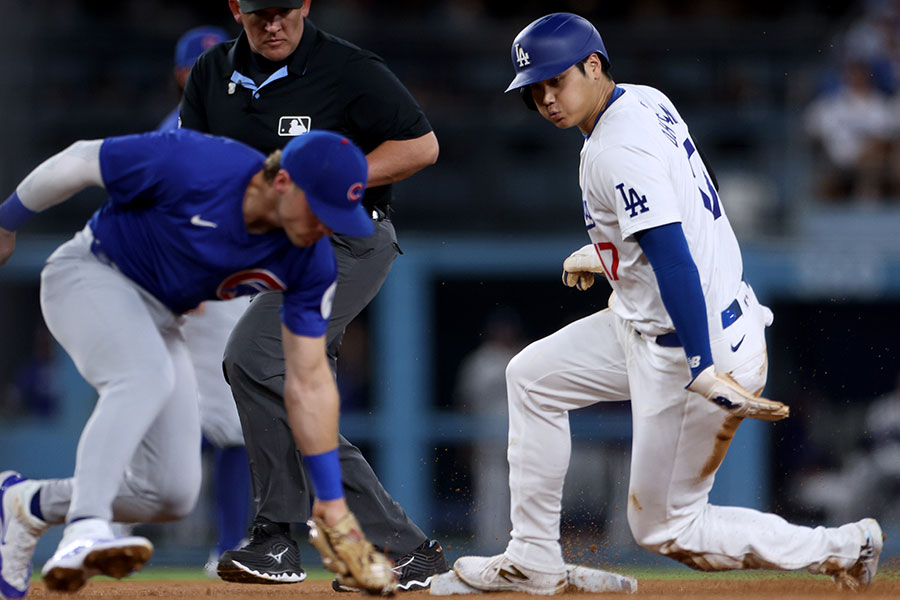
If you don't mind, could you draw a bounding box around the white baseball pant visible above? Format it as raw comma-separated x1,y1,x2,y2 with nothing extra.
182,297,250,448
36,226,202,524
504,282,866,575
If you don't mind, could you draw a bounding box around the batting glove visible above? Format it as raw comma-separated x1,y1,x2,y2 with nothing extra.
688,366,789,421
562,244,605,291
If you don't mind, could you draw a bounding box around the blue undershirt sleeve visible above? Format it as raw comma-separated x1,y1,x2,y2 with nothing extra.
635,222,713,378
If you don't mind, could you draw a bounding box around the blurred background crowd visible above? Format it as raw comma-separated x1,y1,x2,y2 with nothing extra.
2,0,900,570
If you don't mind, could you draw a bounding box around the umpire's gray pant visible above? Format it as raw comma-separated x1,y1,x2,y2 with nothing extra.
222,218,427,559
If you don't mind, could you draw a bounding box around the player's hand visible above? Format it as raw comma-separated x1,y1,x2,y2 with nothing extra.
0,227,16,266
562,244,604,291
308,511,397,595
688,366,789,421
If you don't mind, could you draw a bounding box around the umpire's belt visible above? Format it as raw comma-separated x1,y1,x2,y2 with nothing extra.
646,298,744,348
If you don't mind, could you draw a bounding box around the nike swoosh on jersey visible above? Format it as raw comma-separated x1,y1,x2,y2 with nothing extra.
730,335,746,352
190,214,218,228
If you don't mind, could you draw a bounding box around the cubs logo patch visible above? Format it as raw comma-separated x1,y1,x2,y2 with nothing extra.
217,269,287,300
278,116,311,136
348,182,364,202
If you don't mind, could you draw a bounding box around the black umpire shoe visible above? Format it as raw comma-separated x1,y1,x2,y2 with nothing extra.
217,519,306,584
332,538,449,592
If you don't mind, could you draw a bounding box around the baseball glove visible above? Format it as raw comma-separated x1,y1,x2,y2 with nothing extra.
562,244,604,291
688,366,789,421
308,512,397,595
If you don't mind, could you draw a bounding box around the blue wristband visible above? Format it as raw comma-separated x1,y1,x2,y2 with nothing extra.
0,192,36,231
302,448,344,501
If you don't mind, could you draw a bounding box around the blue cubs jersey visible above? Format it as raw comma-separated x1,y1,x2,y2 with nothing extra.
87,129,337,337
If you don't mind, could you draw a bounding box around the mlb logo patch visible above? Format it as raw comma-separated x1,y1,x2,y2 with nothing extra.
278,116,311,136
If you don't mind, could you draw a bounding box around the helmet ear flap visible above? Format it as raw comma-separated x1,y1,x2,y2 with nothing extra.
519,87,538,111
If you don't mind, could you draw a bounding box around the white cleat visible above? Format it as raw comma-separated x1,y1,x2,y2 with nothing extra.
454,554,567,595
41,518,153,592
0,471,48,599
834,518,884,591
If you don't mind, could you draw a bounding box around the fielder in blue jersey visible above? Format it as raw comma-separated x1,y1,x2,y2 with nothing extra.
0,128,397,597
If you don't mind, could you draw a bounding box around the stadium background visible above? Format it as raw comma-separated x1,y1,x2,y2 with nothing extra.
2,0,900,572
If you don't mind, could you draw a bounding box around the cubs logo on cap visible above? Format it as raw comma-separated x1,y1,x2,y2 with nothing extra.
281,131,372,237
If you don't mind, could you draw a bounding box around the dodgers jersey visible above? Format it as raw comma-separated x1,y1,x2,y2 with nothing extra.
580,84,743,336
87,129,337,337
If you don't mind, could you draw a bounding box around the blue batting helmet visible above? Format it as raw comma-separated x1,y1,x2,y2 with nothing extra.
505,13,609,93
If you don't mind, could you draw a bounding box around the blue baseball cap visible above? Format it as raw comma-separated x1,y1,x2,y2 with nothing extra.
281,132,373,237
175,26,229,69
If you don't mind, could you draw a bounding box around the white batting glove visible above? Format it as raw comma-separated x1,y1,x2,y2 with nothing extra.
688,366,789,421
562,244,605,291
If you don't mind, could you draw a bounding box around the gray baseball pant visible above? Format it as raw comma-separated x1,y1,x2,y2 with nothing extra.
222,218,427,559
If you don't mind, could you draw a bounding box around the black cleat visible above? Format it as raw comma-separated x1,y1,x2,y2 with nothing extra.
332,538,449,592
217,520,306,584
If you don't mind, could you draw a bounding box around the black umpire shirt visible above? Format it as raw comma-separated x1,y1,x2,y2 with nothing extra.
180,20,432,213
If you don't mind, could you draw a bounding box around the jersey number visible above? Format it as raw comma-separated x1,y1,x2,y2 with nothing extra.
682,138,720,219
593,242,619,281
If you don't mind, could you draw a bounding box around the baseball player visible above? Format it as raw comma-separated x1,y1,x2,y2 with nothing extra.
453,13,883,593
0,129,395,597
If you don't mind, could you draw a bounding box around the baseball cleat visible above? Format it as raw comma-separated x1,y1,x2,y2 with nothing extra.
454,554,566,595
833,518,884,591
217,519,305,584
0,471,48,599
42,518,153,592
333,538,449,592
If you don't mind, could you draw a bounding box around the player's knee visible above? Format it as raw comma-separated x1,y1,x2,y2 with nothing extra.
154,466,202,521
626,502,670,554
505,343,540,391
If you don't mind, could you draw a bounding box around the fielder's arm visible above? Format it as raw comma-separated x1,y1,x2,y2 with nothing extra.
0,140,104,265
281,327,398,594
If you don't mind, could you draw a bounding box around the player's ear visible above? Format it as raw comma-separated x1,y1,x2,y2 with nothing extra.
587,54,604,80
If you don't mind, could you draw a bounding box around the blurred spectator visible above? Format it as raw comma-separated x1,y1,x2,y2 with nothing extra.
796,371,900,526
803,59,895,202
454,308,525,553
158,25,230,130
1,321,60,419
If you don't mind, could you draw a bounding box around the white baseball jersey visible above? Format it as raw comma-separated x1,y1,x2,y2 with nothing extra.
579,84,743,336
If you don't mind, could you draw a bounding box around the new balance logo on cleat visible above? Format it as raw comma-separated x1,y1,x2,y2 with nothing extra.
498,565,529,583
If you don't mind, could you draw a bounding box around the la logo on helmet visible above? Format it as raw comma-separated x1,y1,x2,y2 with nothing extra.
515,43,530,67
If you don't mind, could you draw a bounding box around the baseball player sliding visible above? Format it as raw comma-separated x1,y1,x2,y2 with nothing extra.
0,129,395,597
452,13,883,594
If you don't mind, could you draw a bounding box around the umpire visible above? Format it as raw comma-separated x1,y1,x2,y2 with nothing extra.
180,0,444,590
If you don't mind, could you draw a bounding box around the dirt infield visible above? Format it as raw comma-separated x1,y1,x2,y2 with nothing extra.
21,577,900,599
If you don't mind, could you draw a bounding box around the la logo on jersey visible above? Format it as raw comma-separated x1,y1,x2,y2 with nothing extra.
515,43,530,67
278,116,311,136
217,269,287,300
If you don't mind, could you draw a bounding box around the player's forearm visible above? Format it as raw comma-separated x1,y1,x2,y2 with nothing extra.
636,222,713,378
365,131,438,187
0,140,104,232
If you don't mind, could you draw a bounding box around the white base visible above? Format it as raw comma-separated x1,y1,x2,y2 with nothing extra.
430,564,637,595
